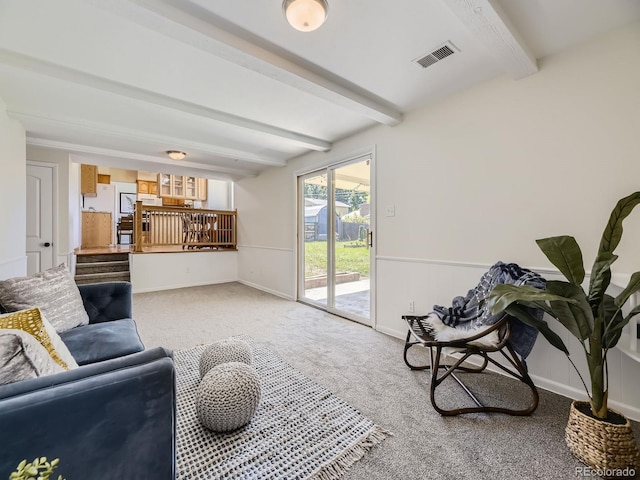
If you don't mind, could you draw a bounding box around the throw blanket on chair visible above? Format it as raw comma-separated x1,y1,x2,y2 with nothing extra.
429,261,546,359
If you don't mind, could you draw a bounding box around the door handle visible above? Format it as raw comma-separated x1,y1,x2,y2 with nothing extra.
43,242,51,247
367,230,373,248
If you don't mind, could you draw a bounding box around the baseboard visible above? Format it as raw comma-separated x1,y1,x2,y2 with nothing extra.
237,280,294,301
529,374,640,422
132,278,238,294
375,324,406,340
385,326,640,422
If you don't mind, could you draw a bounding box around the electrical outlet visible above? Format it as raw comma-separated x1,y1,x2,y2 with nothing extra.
408,301,415,313
385,205,395,217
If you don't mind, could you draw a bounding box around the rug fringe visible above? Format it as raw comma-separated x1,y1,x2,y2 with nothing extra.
310,425,393,480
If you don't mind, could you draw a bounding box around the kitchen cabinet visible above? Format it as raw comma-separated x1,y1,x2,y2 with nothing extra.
81,211,112,247
137,180,158,195
173,175,185,198
162,197,186,206
158,173,171,197
198,178,208,201
185,176,198,199
158,174,206,200
80,165,98,196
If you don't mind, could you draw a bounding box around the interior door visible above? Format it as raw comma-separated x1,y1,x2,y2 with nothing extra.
298,154,373,326
26,164,55,275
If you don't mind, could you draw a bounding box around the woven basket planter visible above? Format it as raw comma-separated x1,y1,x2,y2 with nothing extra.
566,401,640,474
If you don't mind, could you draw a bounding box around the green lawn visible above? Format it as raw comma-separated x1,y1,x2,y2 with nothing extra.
304,241,370,278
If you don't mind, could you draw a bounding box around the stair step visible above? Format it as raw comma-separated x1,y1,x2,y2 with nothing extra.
76,253,129,263
75,261,130,275
74,271,130,285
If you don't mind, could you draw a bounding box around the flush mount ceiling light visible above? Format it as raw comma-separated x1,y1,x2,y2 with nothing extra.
283,0,328,32
166,150,186,160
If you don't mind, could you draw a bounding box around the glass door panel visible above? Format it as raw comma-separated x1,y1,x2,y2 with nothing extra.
158,173,171,197
301,172,329,306
332,159,371,320
173,175,185,197
298,155,373,326
185,176,197,199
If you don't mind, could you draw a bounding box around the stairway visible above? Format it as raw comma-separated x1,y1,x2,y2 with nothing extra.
75,252,130,285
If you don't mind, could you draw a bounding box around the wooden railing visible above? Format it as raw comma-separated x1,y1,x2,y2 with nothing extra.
132,201,237,253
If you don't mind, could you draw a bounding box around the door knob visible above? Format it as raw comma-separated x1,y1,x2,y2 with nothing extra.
43,242,51,247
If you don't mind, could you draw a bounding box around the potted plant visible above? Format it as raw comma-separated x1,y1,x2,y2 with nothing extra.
486,192,640,472
9,457,65,480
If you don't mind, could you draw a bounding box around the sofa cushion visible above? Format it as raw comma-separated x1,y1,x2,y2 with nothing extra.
0,264,89,333
0,329,65,385
60,318,144,365
0,308,78,370
79,282,132,324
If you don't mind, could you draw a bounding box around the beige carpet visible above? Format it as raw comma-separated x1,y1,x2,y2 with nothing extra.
133,282,640,480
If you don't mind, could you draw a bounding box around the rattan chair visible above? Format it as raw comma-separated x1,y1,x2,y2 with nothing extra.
402,262,543,416
403,314,539,416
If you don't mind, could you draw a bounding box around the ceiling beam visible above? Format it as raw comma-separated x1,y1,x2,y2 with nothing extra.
441,0,538,79
0,48,331,153
89,0,403,126
28,137,257,181
12,110,288,167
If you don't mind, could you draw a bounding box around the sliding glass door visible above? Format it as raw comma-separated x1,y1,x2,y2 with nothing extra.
298,154,373,325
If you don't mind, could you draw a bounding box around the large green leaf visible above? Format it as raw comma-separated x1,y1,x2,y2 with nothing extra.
603,301,640,349
588,252,617,314
546,281,593,341
504,303,569,354
536,236,585,285
598,192,640,254
614,271,640,308
485,284,576,316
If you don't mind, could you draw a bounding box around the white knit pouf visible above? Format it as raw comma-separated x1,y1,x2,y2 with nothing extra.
196,362,261,432
199,339,253,379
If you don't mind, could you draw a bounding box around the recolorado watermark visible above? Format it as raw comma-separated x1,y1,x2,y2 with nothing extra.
576,466,636,477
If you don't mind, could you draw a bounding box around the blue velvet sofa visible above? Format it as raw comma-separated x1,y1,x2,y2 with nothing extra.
0,282,176,479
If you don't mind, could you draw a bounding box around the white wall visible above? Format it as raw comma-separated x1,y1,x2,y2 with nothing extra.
204,179,233,210
0,98,26,279
130,251,238,293
234,23,640,418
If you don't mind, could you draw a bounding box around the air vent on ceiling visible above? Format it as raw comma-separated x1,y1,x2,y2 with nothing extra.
414,41,459,69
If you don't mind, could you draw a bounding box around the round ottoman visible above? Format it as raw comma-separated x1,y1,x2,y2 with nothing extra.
199,339,253,379
196,362,261,432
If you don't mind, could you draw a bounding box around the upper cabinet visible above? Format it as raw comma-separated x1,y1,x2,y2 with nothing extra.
80,164,98,196
185,176,197,200
158,173,171,197
157,174,207,201
198,178,208,201
137,180,157,195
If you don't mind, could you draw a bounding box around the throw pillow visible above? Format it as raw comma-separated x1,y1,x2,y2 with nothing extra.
0,329,65,386
0,264,89,333
0,308,78,370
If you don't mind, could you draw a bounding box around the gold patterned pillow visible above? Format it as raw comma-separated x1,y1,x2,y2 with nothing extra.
0,308,78,370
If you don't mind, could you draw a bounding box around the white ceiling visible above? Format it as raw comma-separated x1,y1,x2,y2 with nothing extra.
0,0,638,181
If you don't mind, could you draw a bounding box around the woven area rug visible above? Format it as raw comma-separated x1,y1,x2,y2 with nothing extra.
174,336,391,480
